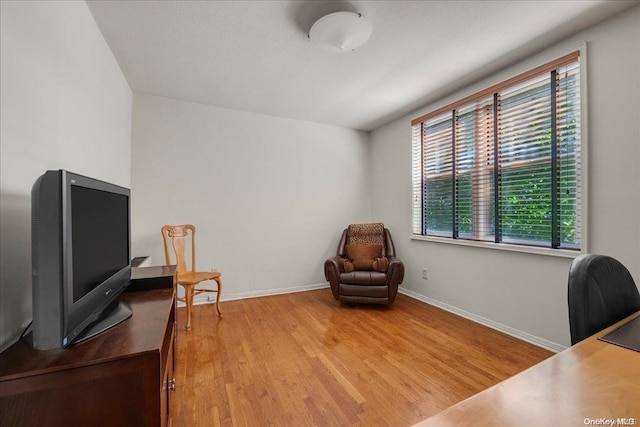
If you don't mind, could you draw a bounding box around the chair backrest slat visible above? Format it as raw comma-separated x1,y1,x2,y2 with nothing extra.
161,224,197,273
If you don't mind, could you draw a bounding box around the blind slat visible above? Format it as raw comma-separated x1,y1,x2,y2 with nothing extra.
411,51,579,126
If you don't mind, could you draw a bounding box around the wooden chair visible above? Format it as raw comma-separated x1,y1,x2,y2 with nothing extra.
161,224,222,329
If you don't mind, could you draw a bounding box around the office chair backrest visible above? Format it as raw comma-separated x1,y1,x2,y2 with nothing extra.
568,254,640,345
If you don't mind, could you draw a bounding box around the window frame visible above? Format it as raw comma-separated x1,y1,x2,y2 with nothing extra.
410,47,588,258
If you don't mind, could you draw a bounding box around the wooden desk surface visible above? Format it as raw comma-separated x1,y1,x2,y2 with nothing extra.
414,311,640,427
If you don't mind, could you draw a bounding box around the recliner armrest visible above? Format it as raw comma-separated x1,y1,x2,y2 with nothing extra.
325,256,341,277
324,256,342,300
386,257,404,285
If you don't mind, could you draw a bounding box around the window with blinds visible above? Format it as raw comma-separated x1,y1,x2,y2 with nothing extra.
411,52,582,250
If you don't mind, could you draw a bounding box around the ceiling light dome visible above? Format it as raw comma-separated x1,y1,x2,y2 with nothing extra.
308,11,373,53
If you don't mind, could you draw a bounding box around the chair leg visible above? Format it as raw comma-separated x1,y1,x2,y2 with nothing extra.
184,285,194,330
214,276,223,317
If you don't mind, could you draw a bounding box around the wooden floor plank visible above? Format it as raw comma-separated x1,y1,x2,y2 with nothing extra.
172,289,552,426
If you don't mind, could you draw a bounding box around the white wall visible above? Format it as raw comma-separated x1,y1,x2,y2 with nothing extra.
371,7,640,350
0,1,132,351
131,94,370,301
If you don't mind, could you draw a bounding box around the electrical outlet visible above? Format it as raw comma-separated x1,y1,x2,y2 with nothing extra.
422,268,428,280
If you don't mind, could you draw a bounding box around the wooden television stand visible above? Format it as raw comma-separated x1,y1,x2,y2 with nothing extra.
0,265,177,427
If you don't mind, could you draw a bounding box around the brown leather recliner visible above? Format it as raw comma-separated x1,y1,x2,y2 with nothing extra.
324,223,404,305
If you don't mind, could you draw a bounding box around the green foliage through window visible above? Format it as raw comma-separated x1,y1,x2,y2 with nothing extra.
412,54,581,250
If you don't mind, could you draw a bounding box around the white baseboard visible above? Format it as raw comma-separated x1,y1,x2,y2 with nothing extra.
398,287,566,353
181,282,331,307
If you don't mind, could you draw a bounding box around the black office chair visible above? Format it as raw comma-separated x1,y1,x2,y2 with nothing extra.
568,254,640,345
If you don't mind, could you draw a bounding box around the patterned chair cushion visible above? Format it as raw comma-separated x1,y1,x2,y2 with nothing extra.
347,223,385,248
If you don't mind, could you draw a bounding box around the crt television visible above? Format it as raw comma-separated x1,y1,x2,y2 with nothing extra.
29,170,132,350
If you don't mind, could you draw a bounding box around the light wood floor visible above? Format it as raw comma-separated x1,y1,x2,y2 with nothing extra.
172,289,552,427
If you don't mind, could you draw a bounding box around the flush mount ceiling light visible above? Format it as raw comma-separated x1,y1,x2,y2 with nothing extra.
308,11,373,53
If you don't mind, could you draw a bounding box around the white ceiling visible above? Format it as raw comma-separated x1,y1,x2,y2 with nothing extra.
87,0,637,131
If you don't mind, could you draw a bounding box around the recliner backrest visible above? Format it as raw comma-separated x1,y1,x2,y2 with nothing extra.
336,224,396,258
568,254,640,345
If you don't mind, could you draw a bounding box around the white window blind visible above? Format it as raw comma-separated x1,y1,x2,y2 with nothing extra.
411,52,581,251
